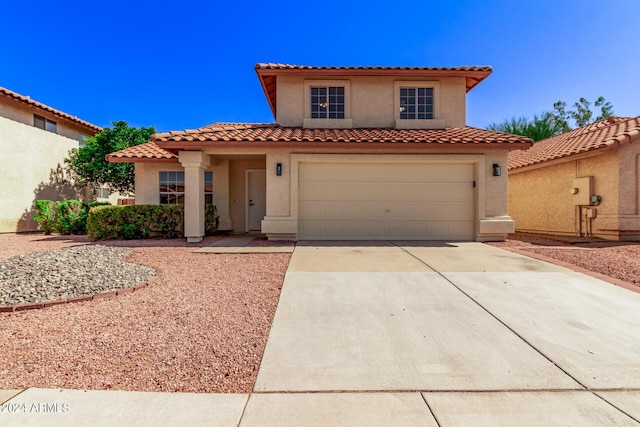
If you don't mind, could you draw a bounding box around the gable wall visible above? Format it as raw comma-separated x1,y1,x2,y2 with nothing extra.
275,75,466,128
0,97,94,141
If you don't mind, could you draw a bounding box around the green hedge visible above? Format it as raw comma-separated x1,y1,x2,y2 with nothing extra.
87,204,218,241
33,200,110,235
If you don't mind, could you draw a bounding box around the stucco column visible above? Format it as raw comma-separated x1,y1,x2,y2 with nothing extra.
179,151,210,243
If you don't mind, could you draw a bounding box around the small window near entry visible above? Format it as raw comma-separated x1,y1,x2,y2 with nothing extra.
98,188,110,199
311,86,345,119
399,87,434,120
34,114,58,133
205,171,213,204
159,171,213,205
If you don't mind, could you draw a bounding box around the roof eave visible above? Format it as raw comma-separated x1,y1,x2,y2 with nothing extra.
0,88,102,133
106,156,179,163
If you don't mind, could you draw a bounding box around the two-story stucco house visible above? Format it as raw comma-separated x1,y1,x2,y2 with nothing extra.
0,87,102,233
107,63,531,242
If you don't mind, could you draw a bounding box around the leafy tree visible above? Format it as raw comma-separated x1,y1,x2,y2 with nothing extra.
488,96,614,142
65,121,155,194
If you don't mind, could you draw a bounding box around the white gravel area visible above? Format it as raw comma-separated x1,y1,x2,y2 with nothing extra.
487,233,640,287
0,234,290,393
0,245,156,305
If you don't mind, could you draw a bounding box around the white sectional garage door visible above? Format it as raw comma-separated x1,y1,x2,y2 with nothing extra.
299,163,475,240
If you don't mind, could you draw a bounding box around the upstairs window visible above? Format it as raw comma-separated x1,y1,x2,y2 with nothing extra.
399,87,434,120
34,114,57,133
159,171,213,205
311,86,345,119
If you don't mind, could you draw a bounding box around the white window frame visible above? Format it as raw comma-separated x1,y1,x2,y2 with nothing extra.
303,79,352,129
159,171,213,205
310,86,345,119
34,114,58,133
394,81,445,129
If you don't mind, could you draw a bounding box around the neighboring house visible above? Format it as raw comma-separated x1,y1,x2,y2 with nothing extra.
107,63,531,242
508,116,640,240
0,87,102,233
95,187,135,206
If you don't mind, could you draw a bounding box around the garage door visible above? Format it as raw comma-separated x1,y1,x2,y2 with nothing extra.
299,163,475,240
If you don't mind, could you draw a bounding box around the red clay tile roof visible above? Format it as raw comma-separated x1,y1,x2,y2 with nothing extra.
255,63,493,118
153,123,530,146
255,63,492,72
107,142,178,162
0,86,101,133
107,124,531,162
508,116,640,170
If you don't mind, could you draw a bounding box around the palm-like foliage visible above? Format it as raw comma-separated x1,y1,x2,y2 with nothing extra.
487,113,564,142
488,96,614,142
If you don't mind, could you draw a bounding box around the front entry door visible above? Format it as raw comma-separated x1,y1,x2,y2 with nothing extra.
247,170,266,231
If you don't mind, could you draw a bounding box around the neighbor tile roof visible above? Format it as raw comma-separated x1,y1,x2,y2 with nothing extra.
106,123,531,162
508,116,640,170
107,141,178,162
0,86,101,132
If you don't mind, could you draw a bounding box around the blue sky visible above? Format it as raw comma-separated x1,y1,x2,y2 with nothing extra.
1,0,638,132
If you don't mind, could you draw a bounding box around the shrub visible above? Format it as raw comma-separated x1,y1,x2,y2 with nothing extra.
33,200,109,235
205,204,219,236
33,200,56,234
87,204,218,241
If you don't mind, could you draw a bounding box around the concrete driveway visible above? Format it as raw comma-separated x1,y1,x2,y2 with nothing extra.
253,241,640,425
3,241,640,426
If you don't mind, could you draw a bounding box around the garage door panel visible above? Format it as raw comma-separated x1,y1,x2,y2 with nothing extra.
299,163,475,240
429,183,472,201
404,202,430,220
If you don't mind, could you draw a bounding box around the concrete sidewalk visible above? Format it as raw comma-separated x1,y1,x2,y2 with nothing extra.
2,241,640,426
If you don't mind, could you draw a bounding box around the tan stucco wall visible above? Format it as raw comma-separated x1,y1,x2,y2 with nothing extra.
618,143,640,216
509,161,579,235
276,75,466,128
133,146,512,240
616,143,640,238
508,148,640,240
0,116,87,232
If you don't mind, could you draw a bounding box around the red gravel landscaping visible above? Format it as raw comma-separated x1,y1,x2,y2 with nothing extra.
487,233,640,290
0,234,290,393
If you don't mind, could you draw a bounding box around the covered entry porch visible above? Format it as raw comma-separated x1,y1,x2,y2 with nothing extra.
133,151,267,242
